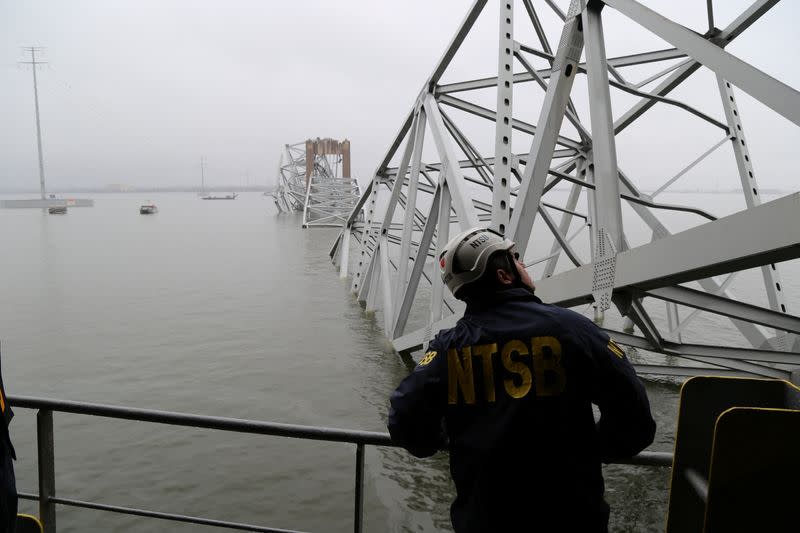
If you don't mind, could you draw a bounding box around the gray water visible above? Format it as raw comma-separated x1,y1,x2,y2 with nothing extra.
0,191,791,532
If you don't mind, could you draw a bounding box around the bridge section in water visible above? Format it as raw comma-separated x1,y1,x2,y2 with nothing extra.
330,0,800,382
273,138,361,228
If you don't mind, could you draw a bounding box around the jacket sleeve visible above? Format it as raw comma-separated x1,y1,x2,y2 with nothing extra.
387,345,448,458
578,320,656,460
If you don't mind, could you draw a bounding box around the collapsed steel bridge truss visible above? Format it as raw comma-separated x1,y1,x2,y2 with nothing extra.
272,143,307,214
330,0,800,380
273,139,361,228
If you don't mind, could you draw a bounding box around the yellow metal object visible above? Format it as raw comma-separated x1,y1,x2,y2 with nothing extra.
16,514,43,533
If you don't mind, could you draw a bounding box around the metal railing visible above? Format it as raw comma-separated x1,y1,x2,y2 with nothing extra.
8,395,673,532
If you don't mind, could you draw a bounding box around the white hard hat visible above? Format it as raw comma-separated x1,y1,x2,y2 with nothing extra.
439,227,515,297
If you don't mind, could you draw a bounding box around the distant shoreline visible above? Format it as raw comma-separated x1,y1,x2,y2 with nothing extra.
0,186,274,194
1,187,789,195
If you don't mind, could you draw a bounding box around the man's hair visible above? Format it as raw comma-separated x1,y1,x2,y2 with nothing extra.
455,250,516,300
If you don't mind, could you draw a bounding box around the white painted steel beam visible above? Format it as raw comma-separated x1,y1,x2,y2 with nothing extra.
275,140,360,229
543,160,586,277
431,182,453,323
423,94,480,230
328,0,800,381
514,50,591,143
440,111,493,186
394,314,460,355
438,94,582,150
428,0,489,88
583,4,624,253
509,7,584,254
603,0,800,126
491,0,515,234
356,113,423,299
716,75,791,328
642,286,800,335
633,365,748,378
437,48,687,95
387,150,579,174
392,186,441,339
609,331,794,377
338,229,350,279
378,237,394,334
393,109,427,330
613,0,779,134
536,194,800,307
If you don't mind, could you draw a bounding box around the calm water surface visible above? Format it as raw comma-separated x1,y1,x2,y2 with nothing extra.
0,191,793,532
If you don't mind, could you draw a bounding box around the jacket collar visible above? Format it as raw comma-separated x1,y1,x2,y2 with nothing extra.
463,286,542,314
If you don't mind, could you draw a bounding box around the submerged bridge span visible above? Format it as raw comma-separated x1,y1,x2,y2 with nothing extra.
273,138,361,228
330,0,800,381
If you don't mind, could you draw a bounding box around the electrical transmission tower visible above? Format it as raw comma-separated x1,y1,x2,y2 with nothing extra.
20,46,48,200
1,47,94,209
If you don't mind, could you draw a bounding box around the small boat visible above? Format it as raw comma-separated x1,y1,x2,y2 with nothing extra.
48,206,67,214
140,204,158,214
201,193,237,200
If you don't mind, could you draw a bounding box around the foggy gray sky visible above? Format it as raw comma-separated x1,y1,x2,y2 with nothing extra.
2,0,798,192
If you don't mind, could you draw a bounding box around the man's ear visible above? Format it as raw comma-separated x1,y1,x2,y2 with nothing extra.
496,268,514,286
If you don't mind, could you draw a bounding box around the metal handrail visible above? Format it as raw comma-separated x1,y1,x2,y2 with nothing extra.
8,394,673,532
10,395,391,444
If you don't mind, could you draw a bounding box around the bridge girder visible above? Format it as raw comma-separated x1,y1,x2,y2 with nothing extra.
272,139,361,228
330,0,800,380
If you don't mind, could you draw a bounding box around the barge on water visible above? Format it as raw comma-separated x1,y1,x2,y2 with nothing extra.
200,193,237,200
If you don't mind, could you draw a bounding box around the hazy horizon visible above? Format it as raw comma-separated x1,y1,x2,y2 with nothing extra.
3,1,799,194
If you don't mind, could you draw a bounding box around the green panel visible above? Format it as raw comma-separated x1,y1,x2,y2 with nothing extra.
705,408,800,533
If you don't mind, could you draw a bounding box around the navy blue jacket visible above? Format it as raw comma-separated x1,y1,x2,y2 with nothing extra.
388,288,656,533
0,352,15,533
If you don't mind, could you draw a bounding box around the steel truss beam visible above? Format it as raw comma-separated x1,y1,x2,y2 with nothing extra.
272,140,361,228
329,0,800,380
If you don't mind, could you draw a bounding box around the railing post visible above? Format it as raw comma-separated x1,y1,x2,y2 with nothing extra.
353,443,365,533
37,409,56,533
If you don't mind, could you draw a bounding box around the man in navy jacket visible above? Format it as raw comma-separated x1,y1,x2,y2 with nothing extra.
388,227,656,533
